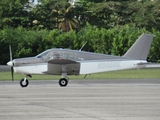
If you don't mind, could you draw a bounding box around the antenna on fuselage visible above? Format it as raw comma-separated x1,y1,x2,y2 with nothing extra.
79,41,88,51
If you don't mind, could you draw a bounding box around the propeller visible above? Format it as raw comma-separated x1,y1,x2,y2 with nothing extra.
9,45,14,81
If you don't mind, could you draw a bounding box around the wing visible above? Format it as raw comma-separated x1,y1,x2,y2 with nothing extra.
43,59,80,75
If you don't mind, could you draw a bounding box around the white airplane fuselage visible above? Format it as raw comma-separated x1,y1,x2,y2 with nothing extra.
13,59,147,75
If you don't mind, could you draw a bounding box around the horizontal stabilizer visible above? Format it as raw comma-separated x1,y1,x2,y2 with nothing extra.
123,33,153,60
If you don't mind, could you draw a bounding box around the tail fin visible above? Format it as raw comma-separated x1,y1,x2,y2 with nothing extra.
123,33,153,60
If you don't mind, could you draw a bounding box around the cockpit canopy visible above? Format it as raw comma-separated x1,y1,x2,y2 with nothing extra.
35,49,77,61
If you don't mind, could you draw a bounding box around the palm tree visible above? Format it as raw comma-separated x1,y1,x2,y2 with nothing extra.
59,5,79,32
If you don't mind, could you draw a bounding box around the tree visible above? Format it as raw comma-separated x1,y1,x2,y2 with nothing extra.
58,4,79,32
132,1,160,30
31,0,70,30
0,0,30,28
74,0,160,31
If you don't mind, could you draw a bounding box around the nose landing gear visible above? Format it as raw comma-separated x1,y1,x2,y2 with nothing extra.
20,75,32,87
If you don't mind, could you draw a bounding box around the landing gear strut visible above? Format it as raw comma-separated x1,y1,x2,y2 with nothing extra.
59,73,68,87
20,75,31,87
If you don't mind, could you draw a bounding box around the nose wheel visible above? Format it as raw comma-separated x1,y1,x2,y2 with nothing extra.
20,75,31,87
20,78,29,87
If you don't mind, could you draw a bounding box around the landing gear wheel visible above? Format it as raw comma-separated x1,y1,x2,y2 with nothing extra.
20,78,29,87
59,78,68,87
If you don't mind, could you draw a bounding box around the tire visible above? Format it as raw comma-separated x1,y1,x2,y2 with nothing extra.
20,78,29,87
59,78,68,87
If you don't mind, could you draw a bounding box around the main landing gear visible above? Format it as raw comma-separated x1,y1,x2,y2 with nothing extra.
20,75,31,87
59,73,68,87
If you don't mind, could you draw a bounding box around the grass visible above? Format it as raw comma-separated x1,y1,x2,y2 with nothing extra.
0,68,160,81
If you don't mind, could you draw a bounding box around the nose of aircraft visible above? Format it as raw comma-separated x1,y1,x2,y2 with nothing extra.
7,61,13,67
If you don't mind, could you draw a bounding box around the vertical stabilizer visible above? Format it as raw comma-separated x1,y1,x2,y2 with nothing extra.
123,33,153,60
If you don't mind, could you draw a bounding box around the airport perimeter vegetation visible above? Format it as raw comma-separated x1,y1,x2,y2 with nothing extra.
0,68,160,81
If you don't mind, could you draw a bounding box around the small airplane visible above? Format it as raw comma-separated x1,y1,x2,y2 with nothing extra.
7,33,153,87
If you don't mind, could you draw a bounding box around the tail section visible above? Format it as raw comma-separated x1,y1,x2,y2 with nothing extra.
123,33,153,60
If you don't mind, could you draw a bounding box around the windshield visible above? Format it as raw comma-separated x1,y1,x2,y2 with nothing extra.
36,50,50,59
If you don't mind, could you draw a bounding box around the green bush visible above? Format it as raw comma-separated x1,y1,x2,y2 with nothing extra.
0,25,160,65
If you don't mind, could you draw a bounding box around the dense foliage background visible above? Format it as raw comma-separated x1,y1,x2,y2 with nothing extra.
0,0,160,64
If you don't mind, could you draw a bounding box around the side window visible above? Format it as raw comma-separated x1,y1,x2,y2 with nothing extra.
63,53,76,60
47,51,61,60
36,51,49,60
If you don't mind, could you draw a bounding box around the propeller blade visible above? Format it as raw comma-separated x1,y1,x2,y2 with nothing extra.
11,66,14,81
9,45,12,61
9,45,14,81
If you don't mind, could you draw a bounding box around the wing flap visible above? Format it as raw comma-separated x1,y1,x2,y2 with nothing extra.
43,59,80,75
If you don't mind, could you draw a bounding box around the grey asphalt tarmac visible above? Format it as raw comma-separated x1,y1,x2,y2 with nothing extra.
0,79,160,120
0,65,10,72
